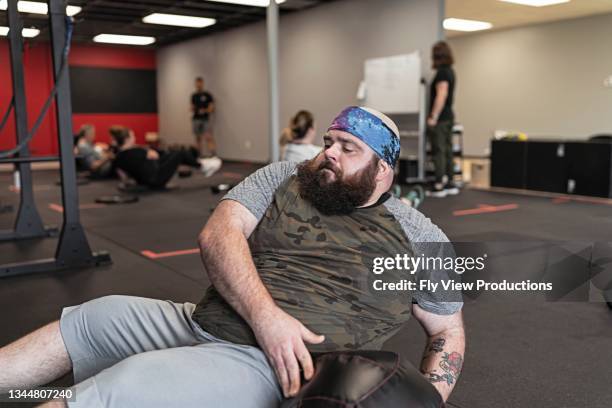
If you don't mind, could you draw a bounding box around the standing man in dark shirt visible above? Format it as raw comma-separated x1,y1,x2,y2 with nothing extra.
191,77,216,157
427,41,457,197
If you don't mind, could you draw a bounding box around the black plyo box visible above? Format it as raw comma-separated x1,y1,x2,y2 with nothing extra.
490,140,527,189
490,140,612,198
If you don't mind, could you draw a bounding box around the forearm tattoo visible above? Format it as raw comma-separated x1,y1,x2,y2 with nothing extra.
422,337,464,386
428,337,446,354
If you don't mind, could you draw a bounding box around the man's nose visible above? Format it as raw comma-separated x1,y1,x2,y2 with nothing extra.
324,143,341,163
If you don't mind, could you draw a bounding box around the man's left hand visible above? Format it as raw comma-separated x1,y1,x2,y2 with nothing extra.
250,305,325,398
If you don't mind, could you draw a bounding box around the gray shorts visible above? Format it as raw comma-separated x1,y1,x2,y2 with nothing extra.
59,295,281,408
192,118,210,137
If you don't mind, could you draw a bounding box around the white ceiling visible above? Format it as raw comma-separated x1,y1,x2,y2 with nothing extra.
446,0,612,36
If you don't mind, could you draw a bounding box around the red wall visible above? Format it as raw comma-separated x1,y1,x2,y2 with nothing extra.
0,41,157,156
0,41,58,156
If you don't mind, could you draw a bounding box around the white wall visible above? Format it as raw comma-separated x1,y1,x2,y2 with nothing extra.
157,0,442,162
449,13,612,156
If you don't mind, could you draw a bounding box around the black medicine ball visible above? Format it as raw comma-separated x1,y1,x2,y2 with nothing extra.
281,351,444,408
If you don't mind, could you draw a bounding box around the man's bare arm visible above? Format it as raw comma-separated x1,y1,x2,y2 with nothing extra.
412,304,465,402
198,200,324,398
198,199,275,321
430,81,449,122
89,156,111,171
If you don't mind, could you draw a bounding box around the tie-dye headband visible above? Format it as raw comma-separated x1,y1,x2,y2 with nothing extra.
327,106,400,167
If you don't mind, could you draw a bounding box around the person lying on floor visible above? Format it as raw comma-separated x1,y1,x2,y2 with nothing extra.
73,124,115,179
109,126,221,189
0,107,464,408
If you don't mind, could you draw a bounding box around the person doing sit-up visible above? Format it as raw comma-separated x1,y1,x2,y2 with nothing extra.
110,126,221,189
74,124,114,179
0,107,464,407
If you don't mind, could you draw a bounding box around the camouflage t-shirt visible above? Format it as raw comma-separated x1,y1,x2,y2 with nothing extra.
193,162,462,352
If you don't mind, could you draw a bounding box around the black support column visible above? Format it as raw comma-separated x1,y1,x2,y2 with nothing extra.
2,0,48,241
48,0,97,267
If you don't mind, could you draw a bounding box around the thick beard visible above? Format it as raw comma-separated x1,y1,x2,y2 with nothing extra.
296,156,379,216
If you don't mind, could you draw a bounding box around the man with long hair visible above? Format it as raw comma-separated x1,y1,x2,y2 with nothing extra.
428,41,458,197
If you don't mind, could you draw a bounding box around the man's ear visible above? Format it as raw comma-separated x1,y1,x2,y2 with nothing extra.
377,160,392,182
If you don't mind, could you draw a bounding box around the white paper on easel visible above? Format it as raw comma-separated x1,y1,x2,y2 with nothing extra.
363,52,421,114
356,80,367,100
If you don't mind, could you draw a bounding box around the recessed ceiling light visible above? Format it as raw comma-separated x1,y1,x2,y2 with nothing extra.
93,34,156,46
0,26,41,38
443,18,493,32
205,0,286,7
499,0,570,6
15,1,48,13
142,13,216,28
21,27,39,37
0,1,82,16
66,5,81,16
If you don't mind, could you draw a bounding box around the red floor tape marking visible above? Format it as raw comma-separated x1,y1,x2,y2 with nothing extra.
48,203,106,213
9,185,54,193
453,203,518,217
554,196,612,205
48,203,64,213
141,248,200,259
220,172,244,179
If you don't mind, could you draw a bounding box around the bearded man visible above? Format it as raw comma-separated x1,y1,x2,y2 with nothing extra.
0,107,464,408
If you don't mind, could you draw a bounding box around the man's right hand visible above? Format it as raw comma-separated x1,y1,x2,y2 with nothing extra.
251,305,325,398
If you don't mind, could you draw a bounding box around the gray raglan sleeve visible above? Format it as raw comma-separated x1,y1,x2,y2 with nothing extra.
384,197,463,315
221,161,298,222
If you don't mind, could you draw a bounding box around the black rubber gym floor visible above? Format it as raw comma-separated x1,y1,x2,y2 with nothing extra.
1,165,611,408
